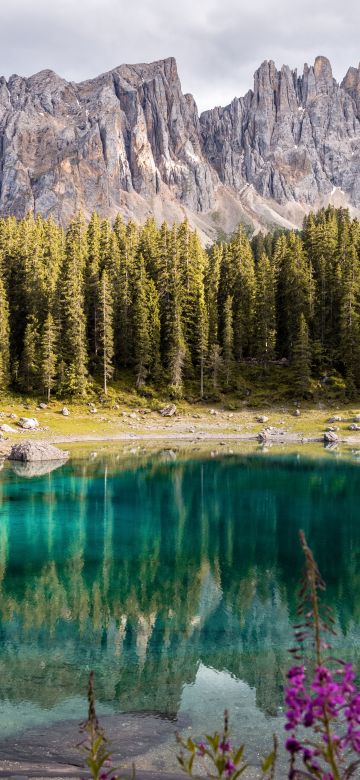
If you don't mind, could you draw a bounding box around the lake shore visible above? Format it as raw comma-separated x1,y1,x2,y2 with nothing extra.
0,712,263,780
2,400,360,460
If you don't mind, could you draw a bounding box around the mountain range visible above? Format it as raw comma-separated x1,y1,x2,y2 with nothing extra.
1,54,360,238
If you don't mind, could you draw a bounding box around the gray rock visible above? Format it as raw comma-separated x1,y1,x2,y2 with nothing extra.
324,431,339,443
327,416,342,423
38,402,47,409
61,407,70,416
159,404,177,417
294,409,301,416
0,424,18,433
349,424,360,431
257,430,268,442
256,415,269,423
8,441,69,462
353,414,360,422
18,417,39,430
9,413,17,419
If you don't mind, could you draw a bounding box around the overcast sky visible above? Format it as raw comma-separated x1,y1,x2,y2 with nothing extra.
1,0,360,113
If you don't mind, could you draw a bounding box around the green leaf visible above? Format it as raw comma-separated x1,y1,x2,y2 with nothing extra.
232,766,248,779
261,750,275,773
233,745,245,765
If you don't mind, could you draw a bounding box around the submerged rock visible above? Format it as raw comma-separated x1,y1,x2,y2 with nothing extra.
8,441,69,462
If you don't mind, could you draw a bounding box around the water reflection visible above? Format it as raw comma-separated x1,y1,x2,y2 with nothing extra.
0,452,360,738
10,459,68,478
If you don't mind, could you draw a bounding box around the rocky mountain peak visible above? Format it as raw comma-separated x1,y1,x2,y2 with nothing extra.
342,63,360,117
0,55,360,238
313,55,333,85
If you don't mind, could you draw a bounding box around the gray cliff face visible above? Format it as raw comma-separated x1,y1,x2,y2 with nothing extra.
0,58,216,224
200,56,360,208
1,55,360,233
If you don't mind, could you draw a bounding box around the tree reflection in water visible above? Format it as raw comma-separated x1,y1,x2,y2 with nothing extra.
0,451,360,738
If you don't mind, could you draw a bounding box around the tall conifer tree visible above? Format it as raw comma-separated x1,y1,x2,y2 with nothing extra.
59,215,88,395
40,313,58,400
97,270,114,395
0,271,10,388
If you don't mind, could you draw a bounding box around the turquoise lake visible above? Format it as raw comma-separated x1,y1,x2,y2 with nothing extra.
1,449,360,758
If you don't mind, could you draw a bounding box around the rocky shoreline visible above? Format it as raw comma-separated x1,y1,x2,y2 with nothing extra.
0,711,264,780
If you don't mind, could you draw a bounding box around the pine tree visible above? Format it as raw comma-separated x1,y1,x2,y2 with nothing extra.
40,313,58,400
275,232,314,360
222,295,234,388
147,278,161,380
115,221,137,367
0,271,10,388
132,255,151,389
157,225,186,394
292,314,311,397
206,243,222,352
178,223,208,372
138,217,160,281
254,253,276,365
339,245,360,392
97,270,114,395
20,315,39,391
85,212,101,369
194,286,208,398
168,301,186,396
230,227,256,360
208,344,223,393
59,216,88,395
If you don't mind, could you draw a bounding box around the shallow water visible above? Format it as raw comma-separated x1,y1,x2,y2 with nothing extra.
1,449,360,762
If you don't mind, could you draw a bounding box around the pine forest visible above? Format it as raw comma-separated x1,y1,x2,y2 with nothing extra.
0,205,359,401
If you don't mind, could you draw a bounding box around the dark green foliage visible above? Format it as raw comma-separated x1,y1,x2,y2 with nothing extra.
39,313,58,401
0,266,10,388
59,215,88,395
1,205,360,398
292,314,311,397
222,295,234,387
254,253,276,364
96,270,114,395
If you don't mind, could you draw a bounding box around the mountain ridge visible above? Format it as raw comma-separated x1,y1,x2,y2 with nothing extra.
1,54,360,238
